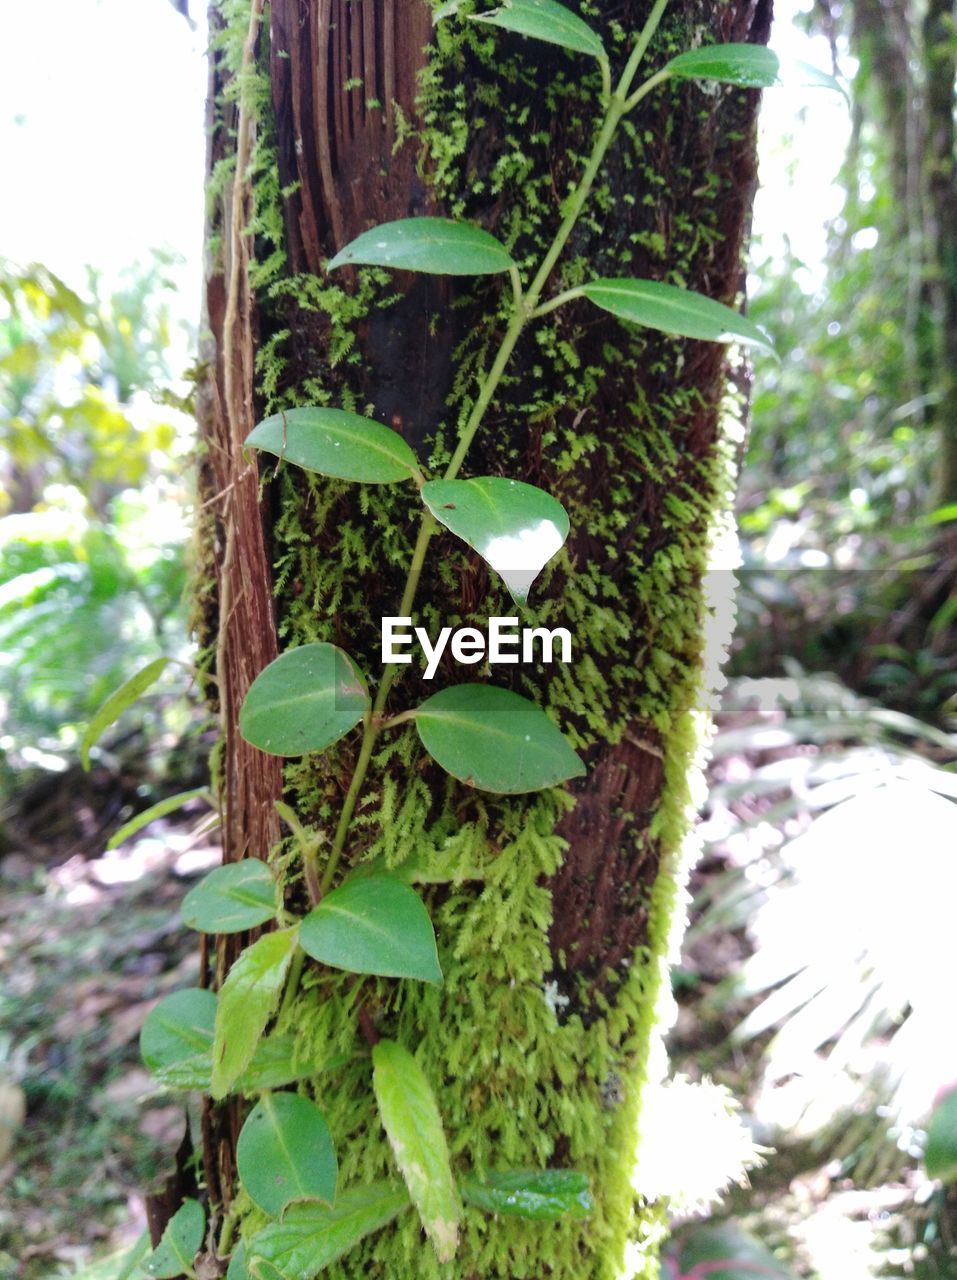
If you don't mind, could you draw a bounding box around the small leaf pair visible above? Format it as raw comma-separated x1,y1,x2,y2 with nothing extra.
240,647,584,795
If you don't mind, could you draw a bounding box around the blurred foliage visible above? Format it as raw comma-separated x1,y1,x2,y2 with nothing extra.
0,257,196,790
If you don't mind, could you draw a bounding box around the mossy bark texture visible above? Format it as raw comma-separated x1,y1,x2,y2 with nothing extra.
196,2,771,1276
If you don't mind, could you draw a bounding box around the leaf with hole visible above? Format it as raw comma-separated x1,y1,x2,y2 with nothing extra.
181,859,277,934
299,875,442,984
926,1087,957,1184
664,43,780,88
421,476,568,605
414,683,584,794
237,1093,337,1217
246,407,419,485
81,657,172,770
107,787,212,851
247,1184,410,1280
328,217,514,275
240,643,370,758
144,1198,205,1279
460,1168,593,1219
140,987,216,1077
581,278,774,355
212,927,299,1100
372,1039,461,1264
470,0,605,61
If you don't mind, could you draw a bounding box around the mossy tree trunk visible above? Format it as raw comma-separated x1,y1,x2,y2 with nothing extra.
194,2,770,1276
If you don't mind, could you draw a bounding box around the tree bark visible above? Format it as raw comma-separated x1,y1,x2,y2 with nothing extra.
195,2,771,1275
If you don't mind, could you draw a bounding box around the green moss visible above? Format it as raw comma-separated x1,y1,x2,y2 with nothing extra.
202,1,754,1275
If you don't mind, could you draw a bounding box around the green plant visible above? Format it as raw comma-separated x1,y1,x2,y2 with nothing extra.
81,4,809,1275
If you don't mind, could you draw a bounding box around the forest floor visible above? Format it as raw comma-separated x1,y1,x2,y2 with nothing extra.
1,681,954,1278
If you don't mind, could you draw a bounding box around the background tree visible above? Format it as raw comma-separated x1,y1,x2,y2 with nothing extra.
188,1,772,1276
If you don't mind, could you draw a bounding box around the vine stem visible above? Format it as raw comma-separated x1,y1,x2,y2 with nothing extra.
313,0,672,895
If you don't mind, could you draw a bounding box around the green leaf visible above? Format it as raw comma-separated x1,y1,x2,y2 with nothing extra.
299,875,442,984
460,1169,593,1219
581,278,775,355
327,217,514,276
181,859,277,934
246,407,419,485
240,643,370,758
414,683,585,794
421,476,569,605
677,1223,796,1279
107,788,212,851
212,927,299,1100
664,43,780,88
144,1199,205,1279
147,1032,326,1094
237,1093,337,1217
926,1087,957,1184
81,657,171,770
372,1039,461,1264
140,988,216,1076
247,1185,410,1280
470,0,605,61
788,57,848,101
226,1241,250,1280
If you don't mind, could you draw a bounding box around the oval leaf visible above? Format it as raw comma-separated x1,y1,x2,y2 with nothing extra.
664,43,780,88
147,1032,326,1095
240,643,370,758
144,1199,205,1279
299,875,442,984
81,657,172,770
414,683,584,794
460,1168,593,1219
421,476,569,605
212,927,299,1100
181,859,277,934
582,278,774,355
246,407,419,485
926,1087,957,1184
237,1093,337,1217
328,217,514,276
372,1040,461,1264
140,987,216,1076
247,1184,410,1280
677,1223,796,1279
470,0,605,61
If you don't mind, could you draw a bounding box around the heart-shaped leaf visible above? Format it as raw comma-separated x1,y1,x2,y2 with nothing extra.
460,1168,593,1219
421,476,569,605
581,279,775,354
140,987,216,1076
247,1184,410,1280
81,657,172,770
328,217,514,275
664,43,780,88
144,1199,205,1279
237,1093,337,1217
299,875,442,984
181,859,277,934
926,1087,957,1184
470,0,605,61
240,643,370,758
246,407,419,485
212,927,299,1099
372,1040,461,1264
414,683,585,794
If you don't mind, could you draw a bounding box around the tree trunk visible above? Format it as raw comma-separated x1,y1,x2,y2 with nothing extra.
195,2,771,1275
